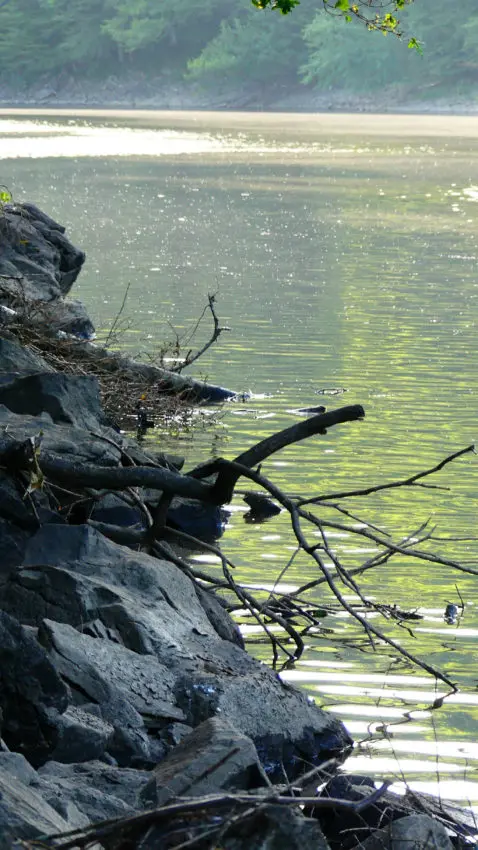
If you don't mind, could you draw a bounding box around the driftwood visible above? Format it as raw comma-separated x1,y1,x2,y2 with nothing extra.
0,405,365,506
42,783,392,850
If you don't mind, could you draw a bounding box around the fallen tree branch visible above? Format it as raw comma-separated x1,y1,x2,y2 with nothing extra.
0,407,366,510
0,434,215,502
212,458,459,689
187,404,365,502
43,783,392,850
173,292,231,374
298,443,475,505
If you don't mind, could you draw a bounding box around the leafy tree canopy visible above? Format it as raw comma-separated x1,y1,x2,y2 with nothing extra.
252,0,421,48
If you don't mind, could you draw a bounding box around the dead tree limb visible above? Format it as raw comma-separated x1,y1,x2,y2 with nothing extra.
187,404,365,502
212,458,458,689
234,404,365,469
44,783,392,850
0,406,364,510
36,453,215,501
173,292,231,374
311,515,478,577
0,434,215,502
298,443,475,505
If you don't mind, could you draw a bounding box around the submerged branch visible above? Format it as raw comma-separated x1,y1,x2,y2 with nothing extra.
211,457,460,689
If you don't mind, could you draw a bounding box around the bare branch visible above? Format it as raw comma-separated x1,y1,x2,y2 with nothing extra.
212,458,458,690
103,282,132,348
44,783,393,850
172,293,231,374
299,443,475,506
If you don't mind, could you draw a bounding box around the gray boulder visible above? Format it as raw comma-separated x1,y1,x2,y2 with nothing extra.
20,202,85,295
20,525,230,653
0,765,70,839
37,760,152,824
0,406,121,468
0,611,68,766
37,618,176,766
28,298,95,340
0,752,38,786
0,253,61,304
1,572,162,766
140,717,268,808
0,202,89,348
194,584,244,648
0,372,108,430
49,705,115,764
4,524,352,778
98,688,164,767
39,618,184,725
0,753,98,833
357,814,454,850
0,336,55,375
1,202,84,298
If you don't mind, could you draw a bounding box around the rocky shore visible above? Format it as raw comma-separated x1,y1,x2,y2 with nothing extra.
0,202,472,849
1,74,478,114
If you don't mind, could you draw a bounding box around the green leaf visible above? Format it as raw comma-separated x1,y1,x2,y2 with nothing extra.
383,13,398,30
334,0,349,10
0,189,12,204
251,0,300,11
408,36,423,54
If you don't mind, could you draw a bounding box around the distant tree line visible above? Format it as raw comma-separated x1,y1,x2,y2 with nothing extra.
1,0,477,94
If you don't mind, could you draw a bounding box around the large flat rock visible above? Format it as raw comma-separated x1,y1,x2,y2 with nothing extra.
141,717,268,807
1,523,352,777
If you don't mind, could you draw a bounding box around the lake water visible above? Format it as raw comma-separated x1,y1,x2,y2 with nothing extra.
1,109,478,810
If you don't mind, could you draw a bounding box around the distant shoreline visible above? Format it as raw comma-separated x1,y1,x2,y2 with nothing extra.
1,77,478,117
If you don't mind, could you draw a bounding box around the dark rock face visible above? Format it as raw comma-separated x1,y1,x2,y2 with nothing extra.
0,518,31,581
0,202,85,299
0,201,92,345
39,618,184,726
140,717,268,808
0,611,68,766
0,336,55,375
0,406,121,467
0,373,107,430
222,806,331,850
49,705,115,764
36,760,147,824
194,584,244,648
0,765,71,839
29,298,96,340
0,521,352,779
